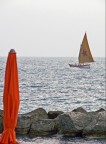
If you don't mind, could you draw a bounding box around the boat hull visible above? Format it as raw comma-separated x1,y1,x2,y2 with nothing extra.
69,64,90,68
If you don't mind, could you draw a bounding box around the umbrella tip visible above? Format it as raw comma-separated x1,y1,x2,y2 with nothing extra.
9,49,16,53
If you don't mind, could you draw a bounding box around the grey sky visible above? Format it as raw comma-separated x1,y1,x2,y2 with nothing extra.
0,0,105,57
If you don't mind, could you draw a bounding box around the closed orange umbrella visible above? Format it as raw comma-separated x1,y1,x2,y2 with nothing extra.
0,49,20,144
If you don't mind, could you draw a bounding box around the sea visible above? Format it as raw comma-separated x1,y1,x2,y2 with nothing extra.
0,57,106,144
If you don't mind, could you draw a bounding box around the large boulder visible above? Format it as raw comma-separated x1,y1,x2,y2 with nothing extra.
26,108,48,122
83,111,106,137
16,114,31,135
48,111,64,119
95,108,106,113
16,108,48,135
72,107,87,113
58,112,93,136
29,118,58,137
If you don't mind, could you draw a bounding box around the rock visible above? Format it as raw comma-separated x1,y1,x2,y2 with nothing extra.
83,111,106,137
72,107,87,113
26,108,48,122
95,108,106,113
0,109,3,116
0,115,3,133
58,112,93,136
16,114,31,135
29,119,58,137
0,109,3,133
48,111,64,119
1,107,106,137
16,108,48,135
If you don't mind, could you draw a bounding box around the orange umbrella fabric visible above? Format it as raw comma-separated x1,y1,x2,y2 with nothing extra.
0,49,20,144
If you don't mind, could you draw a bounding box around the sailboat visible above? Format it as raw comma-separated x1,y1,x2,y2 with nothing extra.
69,33,94,68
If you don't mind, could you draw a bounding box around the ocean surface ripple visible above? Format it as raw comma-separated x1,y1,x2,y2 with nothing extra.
0,57,105,114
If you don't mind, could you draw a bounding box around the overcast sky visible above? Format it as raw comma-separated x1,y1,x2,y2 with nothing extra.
0,0,105,57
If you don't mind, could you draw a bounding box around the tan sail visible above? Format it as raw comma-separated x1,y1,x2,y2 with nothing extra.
78,33,94,63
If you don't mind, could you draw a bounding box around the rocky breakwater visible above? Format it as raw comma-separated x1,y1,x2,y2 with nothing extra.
58,107,106,137
0,107,106,138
